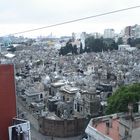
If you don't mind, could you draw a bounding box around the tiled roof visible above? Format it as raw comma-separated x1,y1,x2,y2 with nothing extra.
93,119,119,140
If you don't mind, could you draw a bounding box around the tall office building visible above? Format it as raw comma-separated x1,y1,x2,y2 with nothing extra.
124,26,132,38
0,64,16,140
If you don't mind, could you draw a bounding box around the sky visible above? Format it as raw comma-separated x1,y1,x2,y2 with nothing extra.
0,0,140,38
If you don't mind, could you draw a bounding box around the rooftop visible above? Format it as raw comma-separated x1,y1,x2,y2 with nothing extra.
86,113,140,140
60,85,79,94
85,114,121,140
4,53,15,58
93,118,119,140
51,81,65,87
25,87,42,96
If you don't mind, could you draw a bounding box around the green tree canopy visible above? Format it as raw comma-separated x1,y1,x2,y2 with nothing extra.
117,37,123,45
106,83,140,115
127,38,140,47
85,36,118,53
59,36,118,55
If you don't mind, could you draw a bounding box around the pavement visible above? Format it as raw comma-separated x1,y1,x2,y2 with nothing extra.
31,125,82,140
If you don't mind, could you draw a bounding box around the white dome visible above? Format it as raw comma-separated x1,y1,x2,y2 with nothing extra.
125,72,130,76
75,92,82,100
43,75,50,85
56,92,60,97
54,71,58,76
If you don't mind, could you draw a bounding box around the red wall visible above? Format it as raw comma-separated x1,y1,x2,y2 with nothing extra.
0,64,16,140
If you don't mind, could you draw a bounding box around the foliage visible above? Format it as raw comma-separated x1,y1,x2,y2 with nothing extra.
59,40,78,55
127,38,140,47
80,42,84,54
84,37,118,52
106,83,140,115
59,36,118,55
117,37,123,45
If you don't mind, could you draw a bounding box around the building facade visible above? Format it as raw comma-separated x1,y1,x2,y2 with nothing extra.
104,29,115,39
0,64,16,140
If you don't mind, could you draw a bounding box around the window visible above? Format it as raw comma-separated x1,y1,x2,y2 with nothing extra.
77,103,80,112
75,103,77,110
40,94,43,98
63,96,65,101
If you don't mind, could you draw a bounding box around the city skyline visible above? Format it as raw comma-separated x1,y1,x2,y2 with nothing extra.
0,0,140,37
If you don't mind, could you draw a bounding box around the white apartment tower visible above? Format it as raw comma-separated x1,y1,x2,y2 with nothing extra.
104,29,115,39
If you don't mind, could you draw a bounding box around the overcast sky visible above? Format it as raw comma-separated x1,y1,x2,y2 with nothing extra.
0,0,140,37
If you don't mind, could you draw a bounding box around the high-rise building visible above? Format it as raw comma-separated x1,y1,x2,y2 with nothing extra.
124,26,132,38
104,29,115,39
0,64,16,140
122,25,140,44
124,25,140,39
93,32,101,39
132,24,140,39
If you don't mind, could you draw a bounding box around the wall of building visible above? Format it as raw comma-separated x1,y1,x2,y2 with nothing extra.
38,117,86,137
85,121,112,140
60,91,75,102
25,93,42,105
104,29,115,39
0,64,16,140
51,86,58,96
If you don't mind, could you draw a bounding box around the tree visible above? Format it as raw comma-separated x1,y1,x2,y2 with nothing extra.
72,45,78,54
126,38,140,47
134,38,140,47
127,38,135,46
135,38,140,45
59,39,73,55
85,36,95,52
85,36,118,53
117,37,123,45
136,44,140,49
80,42,83,54
111,41,118,50
103,38,117,51
106,83,140,115
59,36,118,55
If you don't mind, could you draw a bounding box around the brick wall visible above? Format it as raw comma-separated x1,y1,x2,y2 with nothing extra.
38,117,86,137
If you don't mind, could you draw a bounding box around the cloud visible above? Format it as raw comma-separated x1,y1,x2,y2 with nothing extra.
0,0,140,37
